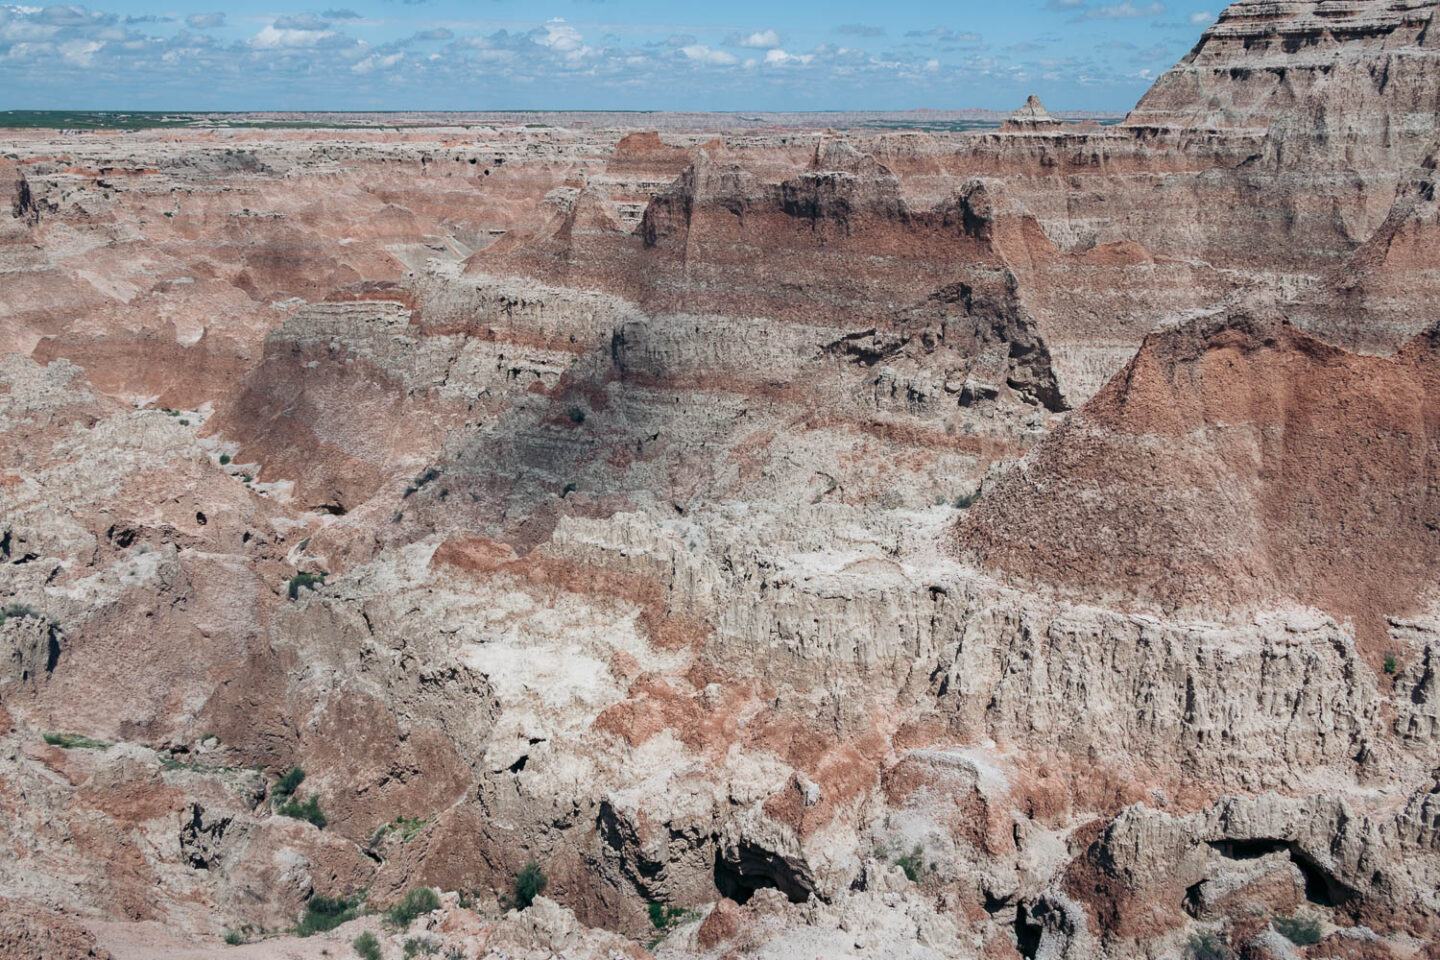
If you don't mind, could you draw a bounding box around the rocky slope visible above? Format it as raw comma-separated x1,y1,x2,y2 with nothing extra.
4,1,1440,958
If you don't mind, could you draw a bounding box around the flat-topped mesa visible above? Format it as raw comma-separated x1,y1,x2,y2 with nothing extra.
999,95,1063,132
1125,0,1440,161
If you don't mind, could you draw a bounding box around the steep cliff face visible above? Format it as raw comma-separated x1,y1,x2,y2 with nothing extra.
1127,0,1440,153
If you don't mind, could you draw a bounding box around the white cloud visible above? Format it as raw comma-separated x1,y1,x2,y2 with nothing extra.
1082,2,1165,18
59,36,100,64
1188,10,1212,24
251,24,340,48
185,12,224,29
738,29,780,48
537,18,592,61
272,13,329,31
353,51,402,73
680,43,737,65
763,48,812,65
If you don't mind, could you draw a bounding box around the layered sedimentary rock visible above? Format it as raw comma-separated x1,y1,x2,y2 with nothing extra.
956,309,1440,658
4,0,1440,957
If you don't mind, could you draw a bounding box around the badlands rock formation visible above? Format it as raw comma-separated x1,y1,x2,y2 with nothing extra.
3,2,1440,959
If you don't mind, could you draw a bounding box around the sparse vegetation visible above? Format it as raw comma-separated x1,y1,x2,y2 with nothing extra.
403,935,439,957
510,861,547,910
386,886,440,929
0,603,40,626
297,893,361,936
372,815,432,845
278,793,327,828
1186,930,1232,960
953,488,981,509
275,766,306,799
403,467,439,498
894,843,926,882
353,931,381,960
223,928,244,946
287,571,327,599
1384,655,1397,674
566,406,585,424
1273,911,1323,946
648,902,694,929
43,732,110,750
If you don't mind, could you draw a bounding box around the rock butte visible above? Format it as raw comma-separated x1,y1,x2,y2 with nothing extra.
4,1,1440,958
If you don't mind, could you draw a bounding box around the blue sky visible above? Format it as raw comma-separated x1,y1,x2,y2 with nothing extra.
0,1,1222,111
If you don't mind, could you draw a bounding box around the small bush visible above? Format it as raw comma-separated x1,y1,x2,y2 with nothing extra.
0,603,40,626
288,571,327,600
566,406,585,424
511,861,547,910
403,467,439,498
648,902,689,929
43,732,110,750
1273,911,1323,946
404,936,439,957
895,844,925,882
1186,930,1232,960
953,489,981,509
1384,655,1397,675
219,453,231,465
372,815,431,846
223,928,244,946
386,886,440,929
353,931,381,960
297,893,359,936
275,766,306,800
278,793,327,829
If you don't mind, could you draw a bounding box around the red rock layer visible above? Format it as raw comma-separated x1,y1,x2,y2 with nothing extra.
957,310,1440,657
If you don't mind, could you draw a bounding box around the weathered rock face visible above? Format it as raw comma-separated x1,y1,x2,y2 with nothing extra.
1127,0,1440,157
956,310,1440,659
5,3,1440,958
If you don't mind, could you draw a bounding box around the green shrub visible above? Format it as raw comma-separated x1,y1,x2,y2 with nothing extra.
386,887,440,929
353,931,381,960
1186,930,1232,960
43,732,110,750
1384,655,1397,674
895,844,926,882
275,766,306,800
403,936,439,957
1273,911,1323,946
287,571,326,600
1,603,39,624
511,861,547,910
953,489,981,509
278,793,327,829
648,902,690,929
219,453,231,465
297,894,359,936
372,815,432,846
223,928,244,946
